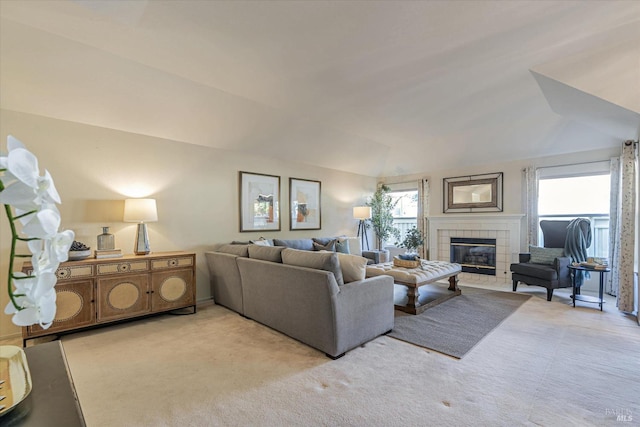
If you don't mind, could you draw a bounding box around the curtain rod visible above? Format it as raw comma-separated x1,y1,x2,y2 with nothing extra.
531,159,610,171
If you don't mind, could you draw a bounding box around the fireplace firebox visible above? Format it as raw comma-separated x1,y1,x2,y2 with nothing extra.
450,237,497,276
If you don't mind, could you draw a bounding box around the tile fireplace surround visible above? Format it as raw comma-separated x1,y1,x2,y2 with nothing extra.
428,214,524,284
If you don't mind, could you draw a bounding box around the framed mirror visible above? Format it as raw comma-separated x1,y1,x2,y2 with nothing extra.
443,172,503,213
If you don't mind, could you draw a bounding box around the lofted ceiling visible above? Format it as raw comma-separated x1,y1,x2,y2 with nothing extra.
1,0,639,177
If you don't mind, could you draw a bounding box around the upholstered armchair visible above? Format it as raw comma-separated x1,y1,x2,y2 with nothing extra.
510,220,577,301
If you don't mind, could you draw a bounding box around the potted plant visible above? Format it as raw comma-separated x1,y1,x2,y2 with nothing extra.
398,227,424,259
367,185,400,250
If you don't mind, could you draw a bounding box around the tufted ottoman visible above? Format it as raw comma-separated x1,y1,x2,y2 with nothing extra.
366,260,462,314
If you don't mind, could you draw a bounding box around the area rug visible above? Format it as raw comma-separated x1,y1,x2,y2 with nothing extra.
389,287,531,358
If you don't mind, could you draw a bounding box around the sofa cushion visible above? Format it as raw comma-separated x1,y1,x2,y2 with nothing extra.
273,238,315,251
248,245,285,263
529,245,564,265
216,244,249,257
312,239,336,252
336,252,367,283
281,248,344,285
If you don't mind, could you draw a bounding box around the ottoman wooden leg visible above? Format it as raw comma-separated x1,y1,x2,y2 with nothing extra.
406,286,420,314
448,275,459,292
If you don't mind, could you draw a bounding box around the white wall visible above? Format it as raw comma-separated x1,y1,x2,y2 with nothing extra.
0,109,376,339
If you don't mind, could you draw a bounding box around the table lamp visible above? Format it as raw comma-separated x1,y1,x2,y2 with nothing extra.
124,198,158,255
353,206,371,250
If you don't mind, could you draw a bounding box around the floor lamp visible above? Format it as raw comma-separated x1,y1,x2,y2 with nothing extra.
353,206,371,251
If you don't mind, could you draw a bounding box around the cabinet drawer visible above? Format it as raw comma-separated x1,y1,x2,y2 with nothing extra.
23,264,93,281
97,260,148,275
151,256,194,270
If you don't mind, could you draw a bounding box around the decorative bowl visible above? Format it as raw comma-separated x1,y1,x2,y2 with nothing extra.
0,345,32,418
68,249,92,261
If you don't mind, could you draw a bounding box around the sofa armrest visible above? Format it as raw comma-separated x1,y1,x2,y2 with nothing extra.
361,251,379,264
519,253,531,263
333,275,395,355
204,251,245,314
362,250,390,264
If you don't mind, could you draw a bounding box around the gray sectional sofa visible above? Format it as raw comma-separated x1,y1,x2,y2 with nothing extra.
205,238,395,358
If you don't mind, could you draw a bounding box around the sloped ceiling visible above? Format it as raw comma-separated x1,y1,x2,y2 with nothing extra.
1,1,639,177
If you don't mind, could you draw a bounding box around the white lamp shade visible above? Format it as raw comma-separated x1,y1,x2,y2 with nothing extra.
353,206,372,220
124,199,158,223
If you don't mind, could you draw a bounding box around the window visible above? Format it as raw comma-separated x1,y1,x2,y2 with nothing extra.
538,173,610,258
388,190,418,247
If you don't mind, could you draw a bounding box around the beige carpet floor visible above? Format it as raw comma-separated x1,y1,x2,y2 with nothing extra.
61,282,640,427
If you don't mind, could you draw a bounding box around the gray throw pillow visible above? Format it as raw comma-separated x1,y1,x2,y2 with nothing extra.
281,248,344,285
313,239,336,251
529,245,564,265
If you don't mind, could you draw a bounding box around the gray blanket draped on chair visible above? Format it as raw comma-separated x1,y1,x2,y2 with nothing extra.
564,218,591,287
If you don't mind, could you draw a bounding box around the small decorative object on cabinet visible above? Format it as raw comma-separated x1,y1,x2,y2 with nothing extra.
97,226,115,250
21,252,196,346
68,240,92,261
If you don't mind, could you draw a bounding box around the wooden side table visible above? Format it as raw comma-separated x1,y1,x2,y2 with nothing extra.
569,265,610,311
3,341,85,426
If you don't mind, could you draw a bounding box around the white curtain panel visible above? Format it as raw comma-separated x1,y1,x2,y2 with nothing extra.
524,166,539,247
418,178,429,259
607,156,621,296
615,141,637,315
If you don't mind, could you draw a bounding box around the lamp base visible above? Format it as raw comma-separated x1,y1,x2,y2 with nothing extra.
357,220,369,251
134,223,151,255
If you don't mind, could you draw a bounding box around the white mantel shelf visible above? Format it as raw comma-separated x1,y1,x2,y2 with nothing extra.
428,214,525,220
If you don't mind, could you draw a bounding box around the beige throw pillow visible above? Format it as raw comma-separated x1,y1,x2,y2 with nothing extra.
336,252,367,283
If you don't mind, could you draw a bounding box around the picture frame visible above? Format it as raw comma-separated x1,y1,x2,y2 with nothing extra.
443,172,503,213
239,171,281,232
289,178,321,230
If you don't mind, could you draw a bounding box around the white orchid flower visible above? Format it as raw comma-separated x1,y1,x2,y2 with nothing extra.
0,135,24,172
4,272,58,328
0,135,24,169
7,135,26,151
2,136,73,329
29,229,75,272
0,142,61,210
20,207,62,239
49,229,75,263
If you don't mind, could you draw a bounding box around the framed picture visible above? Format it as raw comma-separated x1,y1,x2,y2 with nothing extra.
443,172,503,213
289,178,321,230
239,171,281,232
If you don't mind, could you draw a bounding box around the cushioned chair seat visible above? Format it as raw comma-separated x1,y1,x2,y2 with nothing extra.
510,263,559,281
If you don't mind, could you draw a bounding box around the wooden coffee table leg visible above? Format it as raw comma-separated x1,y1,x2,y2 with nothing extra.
406,285,420,314
448,275,459,292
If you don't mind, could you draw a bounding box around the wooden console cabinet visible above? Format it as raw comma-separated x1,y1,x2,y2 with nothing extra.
21,252,196,345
